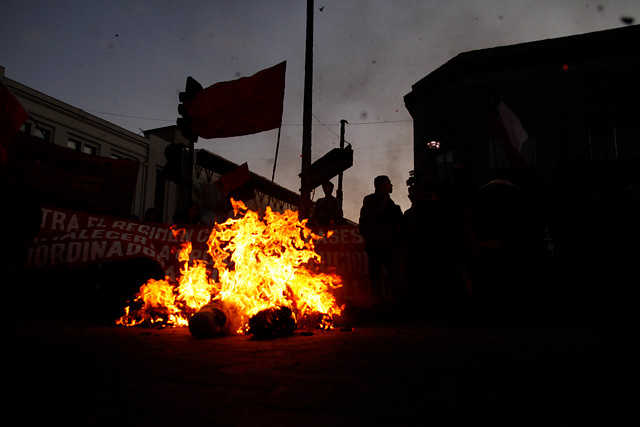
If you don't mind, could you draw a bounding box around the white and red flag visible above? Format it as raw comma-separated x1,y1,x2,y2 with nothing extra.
492,101,529,170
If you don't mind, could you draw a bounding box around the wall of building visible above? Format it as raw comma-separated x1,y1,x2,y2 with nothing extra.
2,66,183,222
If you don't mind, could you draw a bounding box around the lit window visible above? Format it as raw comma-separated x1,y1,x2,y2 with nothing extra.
20,122,53,142
34,127,52,142
68,138,99,155
82,144,98,155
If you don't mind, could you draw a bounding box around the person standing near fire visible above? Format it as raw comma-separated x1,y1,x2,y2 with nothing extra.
359,175,403,312
311,181,344,226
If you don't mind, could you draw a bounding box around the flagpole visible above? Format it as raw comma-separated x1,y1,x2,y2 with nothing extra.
271,125,281,183
300,0,314,219
265,125,283,207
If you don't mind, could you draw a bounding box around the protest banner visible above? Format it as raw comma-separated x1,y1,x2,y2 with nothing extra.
311,225,372,310
25,206,212,280
24,207,372,310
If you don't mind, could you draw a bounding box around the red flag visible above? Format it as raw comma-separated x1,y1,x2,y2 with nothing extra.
1,81,30,168
215,162,251,195
185,61,286,139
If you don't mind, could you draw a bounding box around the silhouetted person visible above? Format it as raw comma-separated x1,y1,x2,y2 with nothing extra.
312,181,344,226
547,159,595,317
402,184,428,300
186,202,202,224
173,202,202,225
548,163,639,323
587,171,639,320
1,170,42,313
1,171,41,276
445,163,473,225
144,206,161,223
402,176,459,317
359,175,403,311
463,179,539,319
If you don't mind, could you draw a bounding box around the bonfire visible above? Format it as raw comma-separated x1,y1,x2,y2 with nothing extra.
117,199,343,338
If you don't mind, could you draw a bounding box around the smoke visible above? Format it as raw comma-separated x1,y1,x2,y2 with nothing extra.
2,0,635,221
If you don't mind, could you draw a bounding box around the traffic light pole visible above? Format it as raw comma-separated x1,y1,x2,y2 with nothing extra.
177,76,203,206
300,0,314,219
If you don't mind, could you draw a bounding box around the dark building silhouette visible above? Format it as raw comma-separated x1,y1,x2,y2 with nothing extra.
404,25,639,206
404,25,639,320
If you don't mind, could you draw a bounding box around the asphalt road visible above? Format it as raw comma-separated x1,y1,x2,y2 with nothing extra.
7,309,633,426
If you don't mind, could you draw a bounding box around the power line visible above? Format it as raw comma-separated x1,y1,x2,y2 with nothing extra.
283,119,411,126
83,109,175,122
84,108,412,127
208,140,412,153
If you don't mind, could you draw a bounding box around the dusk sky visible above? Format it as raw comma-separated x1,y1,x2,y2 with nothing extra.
1,0,637,220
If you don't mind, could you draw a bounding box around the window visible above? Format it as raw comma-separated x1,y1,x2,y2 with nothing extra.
82,144,98,155
588,124,639,162
111,151,134,161
35,126,52,142
20,122,53,142
435,149,453,183
68,138,99,155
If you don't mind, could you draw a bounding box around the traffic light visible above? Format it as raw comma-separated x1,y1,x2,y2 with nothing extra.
177,76,203,142
164,143,185,183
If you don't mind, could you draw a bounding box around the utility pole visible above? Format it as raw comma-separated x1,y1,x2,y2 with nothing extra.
300,0,314,219
337,119,348,209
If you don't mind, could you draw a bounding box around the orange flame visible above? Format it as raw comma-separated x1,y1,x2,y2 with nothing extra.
117,200,343,333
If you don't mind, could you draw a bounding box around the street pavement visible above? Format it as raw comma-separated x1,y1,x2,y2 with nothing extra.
7,307,633,426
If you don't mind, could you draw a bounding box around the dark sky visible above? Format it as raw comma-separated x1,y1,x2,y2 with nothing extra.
1,0,637,219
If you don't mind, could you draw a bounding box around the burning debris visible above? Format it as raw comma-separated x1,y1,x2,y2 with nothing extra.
188,301,237,338
117,199,344,338
248,306,297,340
